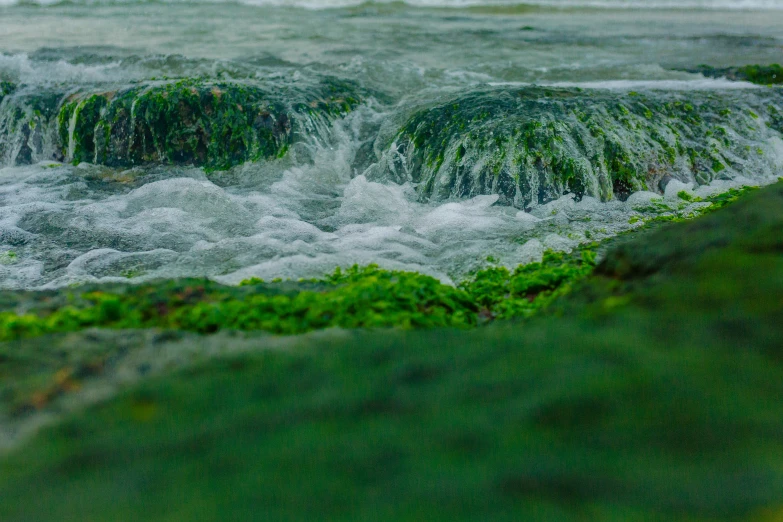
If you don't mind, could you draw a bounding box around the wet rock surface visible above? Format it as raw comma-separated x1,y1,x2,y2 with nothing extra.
382,86,783,207
0,77,365,170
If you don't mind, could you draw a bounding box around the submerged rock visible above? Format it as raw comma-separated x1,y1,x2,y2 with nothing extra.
691,64,783,86
383,86,783,207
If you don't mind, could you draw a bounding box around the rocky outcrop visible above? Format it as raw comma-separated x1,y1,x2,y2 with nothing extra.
56,78,363,171
690,64,783,86
382,86,783,207
0,77,364,170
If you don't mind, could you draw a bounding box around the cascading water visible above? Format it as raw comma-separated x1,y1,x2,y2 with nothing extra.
1,0,783,290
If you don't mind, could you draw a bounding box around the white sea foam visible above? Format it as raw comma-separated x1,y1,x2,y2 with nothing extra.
1,152,775,290
0,53,124,85
489,79,763,91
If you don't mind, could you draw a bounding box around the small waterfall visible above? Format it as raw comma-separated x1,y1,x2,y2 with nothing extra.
0,83,63,167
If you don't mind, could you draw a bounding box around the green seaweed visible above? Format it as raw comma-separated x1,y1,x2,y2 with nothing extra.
0,81,16,101
459,249,597,320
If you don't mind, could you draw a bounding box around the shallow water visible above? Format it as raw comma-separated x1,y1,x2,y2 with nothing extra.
1,0,782,288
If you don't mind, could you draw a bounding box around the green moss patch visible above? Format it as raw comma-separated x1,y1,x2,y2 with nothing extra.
0,251,597,341
0,81,16,101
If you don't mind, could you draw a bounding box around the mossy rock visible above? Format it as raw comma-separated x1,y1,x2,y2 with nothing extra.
691,64,783,86
1,182,783,521
0,248,601,342
57,77,364,170
388,86,783,207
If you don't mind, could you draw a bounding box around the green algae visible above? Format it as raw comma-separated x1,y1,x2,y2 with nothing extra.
459,249,597,321
2,180,783,521
0,252,595,342
0,81,16,102
390,86,783,207
56,77,364,170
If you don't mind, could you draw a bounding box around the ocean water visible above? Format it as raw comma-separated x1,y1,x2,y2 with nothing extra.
1,0,782,288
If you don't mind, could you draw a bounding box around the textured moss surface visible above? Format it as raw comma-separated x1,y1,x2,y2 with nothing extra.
56,78,364,170
1,180,782,521
0,81,16,101
390,87,783,207
0,250,597,342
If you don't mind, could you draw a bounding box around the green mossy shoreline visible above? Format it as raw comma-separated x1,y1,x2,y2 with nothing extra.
0,177,782,521
0,250,597,341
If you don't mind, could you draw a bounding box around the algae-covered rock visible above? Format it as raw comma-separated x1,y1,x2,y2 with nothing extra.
692,64,783,86
57,77,364,170
386,86,783,207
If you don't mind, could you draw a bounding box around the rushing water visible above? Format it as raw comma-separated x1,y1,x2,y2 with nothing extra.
1,0,782,289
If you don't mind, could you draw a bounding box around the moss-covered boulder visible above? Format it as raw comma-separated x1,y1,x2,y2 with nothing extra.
386,86,783,207
56,78,364,170
691,64,783,86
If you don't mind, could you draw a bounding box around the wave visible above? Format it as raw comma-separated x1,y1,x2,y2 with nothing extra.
1,0,782,10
